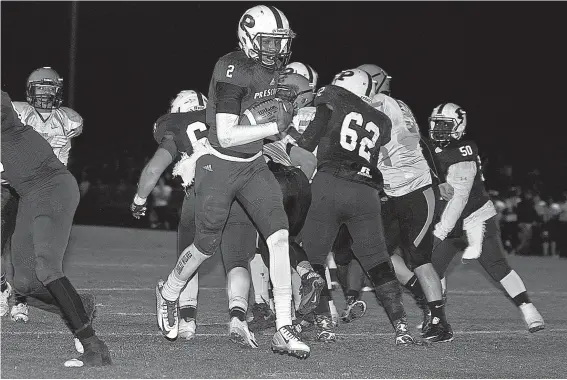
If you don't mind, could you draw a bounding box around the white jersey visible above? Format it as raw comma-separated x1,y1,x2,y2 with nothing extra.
372,94,431,197
12,102,83,166
262,106,317,166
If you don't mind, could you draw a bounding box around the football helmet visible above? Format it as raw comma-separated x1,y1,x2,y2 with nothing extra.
428,103,468,146
26,67,64,110
276,73,313,110
331,68,376,104
238,5,295,70
284,62,318,90
169,90,207,113
357,64,391,96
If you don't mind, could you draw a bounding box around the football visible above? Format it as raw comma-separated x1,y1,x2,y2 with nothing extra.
239,97,293,126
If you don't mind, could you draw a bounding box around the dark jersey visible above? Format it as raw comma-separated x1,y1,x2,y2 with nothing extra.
1,90,67,195
153,110,209,159
430,139,491,221
297,85,392,190
206,50,280,156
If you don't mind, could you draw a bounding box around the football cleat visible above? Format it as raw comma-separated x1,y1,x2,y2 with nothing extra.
156,280,179,340
341,296,367,323
297,272,325,316
422,318,454,343
178,316,197,341
64,337,111,367
519,303,545,333
229,317,259,348
248,302,276,332
272,325,310,359
315,314,336,343
10,303,29,323
394,318,421,346
1,282,12,317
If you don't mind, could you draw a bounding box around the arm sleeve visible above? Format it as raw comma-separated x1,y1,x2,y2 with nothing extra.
434,161,477,240
216,82,247,115
296,104,332,152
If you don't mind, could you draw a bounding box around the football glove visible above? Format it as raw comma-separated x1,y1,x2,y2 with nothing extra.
130,198,147,219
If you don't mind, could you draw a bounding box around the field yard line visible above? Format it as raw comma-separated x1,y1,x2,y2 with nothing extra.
75,287,567,296
3,328,567,337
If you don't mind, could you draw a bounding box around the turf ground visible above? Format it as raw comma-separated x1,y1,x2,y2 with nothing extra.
1,225,566,379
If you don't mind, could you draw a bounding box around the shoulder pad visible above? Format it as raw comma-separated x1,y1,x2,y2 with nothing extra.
11,101,32,117
153,113,177,144
213,51,252,88
59,107,83,129
314,85,345,107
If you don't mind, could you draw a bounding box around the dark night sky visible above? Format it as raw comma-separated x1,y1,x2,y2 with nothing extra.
2,1,567,176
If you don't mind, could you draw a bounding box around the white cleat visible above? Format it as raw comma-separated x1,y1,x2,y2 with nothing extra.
74,338,84,353
10,303,29,323
229,317,259,348
272,325,310,359
1,282,12,317
156,280,179,340
520,303,545,333
178,317,197,341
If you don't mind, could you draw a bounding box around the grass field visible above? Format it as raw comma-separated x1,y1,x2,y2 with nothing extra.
1,225,566,379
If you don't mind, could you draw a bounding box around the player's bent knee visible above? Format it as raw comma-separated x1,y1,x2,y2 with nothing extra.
367,261,397,287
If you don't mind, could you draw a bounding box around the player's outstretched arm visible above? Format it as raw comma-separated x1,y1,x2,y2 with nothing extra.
295,104,332,152
434,161,476,240
131,148,174,218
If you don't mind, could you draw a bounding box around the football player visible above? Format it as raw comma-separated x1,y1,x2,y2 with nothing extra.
132,90,258,348
155,5,310,358
365,64,453,342
295,69,419,345
427,102,545,333
2,67,85,351
1,90,110,367
248,72,323,332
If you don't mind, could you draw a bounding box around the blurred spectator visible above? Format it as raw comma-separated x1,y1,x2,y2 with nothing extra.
554,192,567,258
150,177,173,230
516,190,539,255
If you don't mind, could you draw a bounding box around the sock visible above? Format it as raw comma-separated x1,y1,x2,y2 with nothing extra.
336,264,349,294
347,259,366,296
428,300,447,324
179,306,197,321
500,270,531,306
329,268,339,283
291,268,302,311
441,277,447,295
229,306,247,322
313,264,331,315
227,266,249,320
162,244,210,302
404,275,427,304
45,276,94,339
374,280,407,325
296,260,315,278
267,230,293,329
250,253,270,304
179,272,198,309
14,292,28,305
0,274,6,292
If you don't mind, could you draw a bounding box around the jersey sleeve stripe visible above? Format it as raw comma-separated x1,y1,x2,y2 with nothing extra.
197,92,205,107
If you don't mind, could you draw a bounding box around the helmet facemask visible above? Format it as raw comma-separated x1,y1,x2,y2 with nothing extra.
26,80,63,110
428,117,464,147
248,32,294,70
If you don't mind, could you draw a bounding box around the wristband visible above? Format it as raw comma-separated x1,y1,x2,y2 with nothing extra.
133,194,147,205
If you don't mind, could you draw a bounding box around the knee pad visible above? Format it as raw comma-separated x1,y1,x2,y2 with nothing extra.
367,261,396,287
194,195,231,255
35,257,64,285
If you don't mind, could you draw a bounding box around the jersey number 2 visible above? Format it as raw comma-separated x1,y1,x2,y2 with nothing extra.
340,112,380,162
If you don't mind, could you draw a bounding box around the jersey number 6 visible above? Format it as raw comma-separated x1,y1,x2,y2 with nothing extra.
186,121,208,145
340,112,380,162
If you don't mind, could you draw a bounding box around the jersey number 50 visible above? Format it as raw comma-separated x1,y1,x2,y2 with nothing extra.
340,112,380,162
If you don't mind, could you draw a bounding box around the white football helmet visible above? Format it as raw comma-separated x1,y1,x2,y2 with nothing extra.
169,90,207,113
277,73,313,110
284,62,318,90
26,67,64,110
238,5,295,70
429,103,468,146
357,64,391,96
331,68,376,104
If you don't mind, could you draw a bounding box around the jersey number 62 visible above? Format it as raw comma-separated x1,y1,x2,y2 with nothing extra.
340,112,380,162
